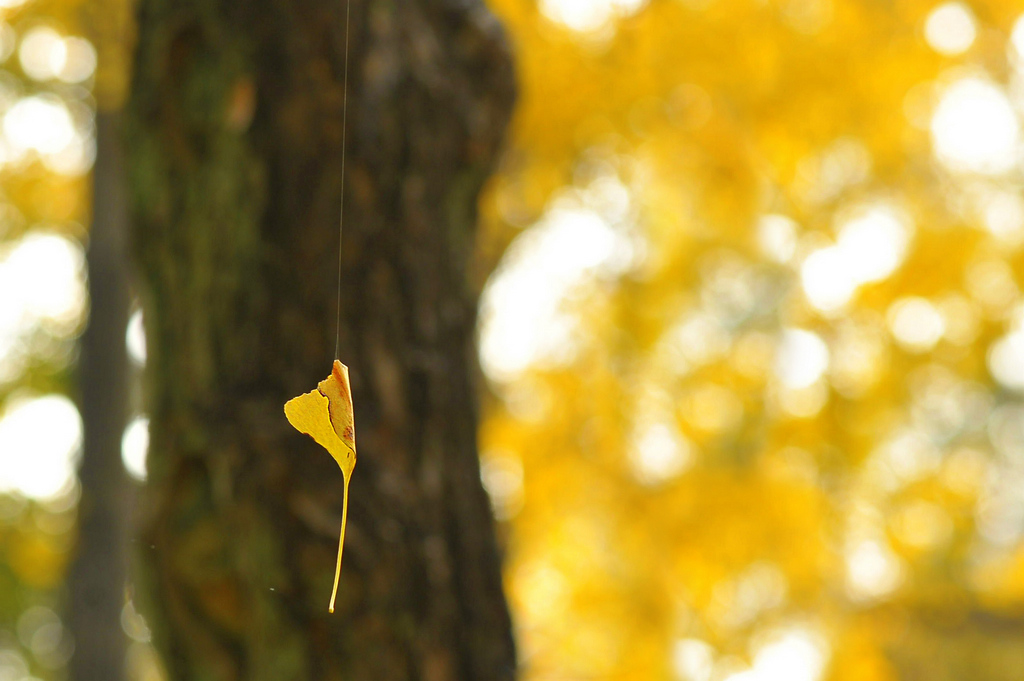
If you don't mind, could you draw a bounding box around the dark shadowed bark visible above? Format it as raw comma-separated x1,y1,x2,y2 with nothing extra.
124,0,516,679
69,111,132,681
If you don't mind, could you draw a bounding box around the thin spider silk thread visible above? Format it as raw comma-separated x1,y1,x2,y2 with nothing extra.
328,0,353,615
334,0,351,361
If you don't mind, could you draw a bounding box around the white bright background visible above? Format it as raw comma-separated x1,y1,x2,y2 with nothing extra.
0,7,96,504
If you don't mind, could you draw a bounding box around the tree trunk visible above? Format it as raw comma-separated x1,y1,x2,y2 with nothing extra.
69,110,132,681
124,0,517,679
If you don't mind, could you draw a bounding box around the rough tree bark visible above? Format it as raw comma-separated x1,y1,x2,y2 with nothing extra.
124,0,517,679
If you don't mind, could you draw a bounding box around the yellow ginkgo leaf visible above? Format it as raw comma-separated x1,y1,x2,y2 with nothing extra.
284,360,357,613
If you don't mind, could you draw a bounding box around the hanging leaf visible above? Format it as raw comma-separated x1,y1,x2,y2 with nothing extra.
284,360,356,613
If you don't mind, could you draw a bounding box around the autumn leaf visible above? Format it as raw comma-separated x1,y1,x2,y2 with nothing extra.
284,360,356,613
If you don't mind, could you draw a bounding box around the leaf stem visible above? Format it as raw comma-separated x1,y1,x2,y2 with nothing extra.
328,473,351,614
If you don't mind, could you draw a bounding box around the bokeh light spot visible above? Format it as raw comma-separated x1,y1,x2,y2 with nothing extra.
1011,14,1024,64
775,329,829,389
673,638,715,681
845,539,903,600
481,450,524,519
630,421,693,484
480,196,633,382
931,78,1019,175
801,205,910,313
126,307,146,365
923,2,976,56
0,394,81,500
0,231,86,378
539,0,647,33
4,94,77,156
981,190,1024,247
757,214,798,263
988,329,1024,391
18,26,66,81
835,206,911,284
888,297,945,352
57,37,96,83
121,416,149,482
751,629,828,681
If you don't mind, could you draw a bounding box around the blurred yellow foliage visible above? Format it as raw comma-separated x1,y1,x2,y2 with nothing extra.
479,0,1024,678
8,529,70,589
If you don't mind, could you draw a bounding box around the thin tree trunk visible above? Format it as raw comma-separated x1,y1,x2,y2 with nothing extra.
125,0,516,679
69,110,132,681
